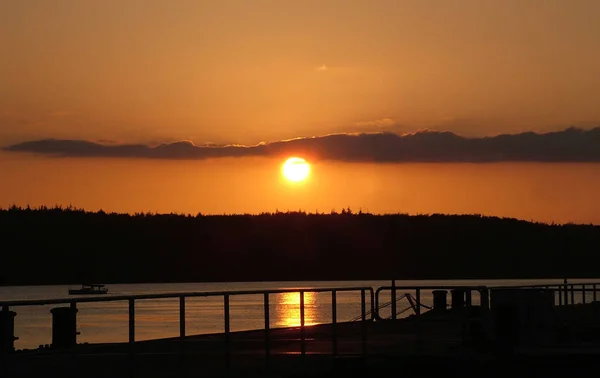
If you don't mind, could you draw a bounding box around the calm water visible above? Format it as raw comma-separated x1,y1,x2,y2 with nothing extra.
2,153,600,225
2,279,597,350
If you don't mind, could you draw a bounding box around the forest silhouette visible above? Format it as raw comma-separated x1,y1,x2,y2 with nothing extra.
1,206,598,285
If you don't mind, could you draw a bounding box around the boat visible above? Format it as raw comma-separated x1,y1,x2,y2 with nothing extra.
68,284,108,295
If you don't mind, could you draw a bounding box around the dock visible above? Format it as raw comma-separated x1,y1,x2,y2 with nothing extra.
2,282,600,377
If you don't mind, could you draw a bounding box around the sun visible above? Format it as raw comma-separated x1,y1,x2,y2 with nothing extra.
282,157,310,182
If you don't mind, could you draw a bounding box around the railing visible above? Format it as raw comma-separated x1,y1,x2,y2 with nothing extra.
374,285,489,320
3,281,600,360
373,282,600,320
491,282,600,306
0,286,375,360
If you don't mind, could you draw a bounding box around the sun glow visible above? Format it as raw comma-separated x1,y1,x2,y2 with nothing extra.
282,157,310,182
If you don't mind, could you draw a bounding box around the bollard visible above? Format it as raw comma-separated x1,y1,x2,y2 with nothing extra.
50,307,79,349
432,290,448,311
451,289,466,309
1,309,18,353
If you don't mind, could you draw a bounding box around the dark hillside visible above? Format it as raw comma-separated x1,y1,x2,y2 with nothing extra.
1,207,598,285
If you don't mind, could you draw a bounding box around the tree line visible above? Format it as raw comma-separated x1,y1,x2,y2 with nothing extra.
1,206,598,285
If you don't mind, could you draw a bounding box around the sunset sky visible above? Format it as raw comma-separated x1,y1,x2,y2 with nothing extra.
2,1,600,224
2,0,600,146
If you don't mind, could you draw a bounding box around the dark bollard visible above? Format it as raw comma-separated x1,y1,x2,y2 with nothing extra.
1,309,18,353
50,307,79,349
451,289,465,309
432,290,448,311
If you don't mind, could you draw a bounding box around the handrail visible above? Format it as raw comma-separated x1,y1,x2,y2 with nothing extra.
0,286,376,360
350,293,408,322
0,286,374,308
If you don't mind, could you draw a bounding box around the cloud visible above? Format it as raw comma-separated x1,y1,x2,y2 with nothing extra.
316,64,328,71
4,127,600,163
353,118,398,129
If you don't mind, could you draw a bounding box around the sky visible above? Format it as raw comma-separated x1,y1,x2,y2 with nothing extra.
2,0,600,146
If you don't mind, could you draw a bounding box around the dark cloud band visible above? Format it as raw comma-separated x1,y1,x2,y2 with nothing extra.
4,127,600,163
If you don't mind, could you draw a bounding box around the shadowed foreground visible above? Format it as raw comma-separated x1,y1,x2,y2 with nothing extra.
5,307,600,378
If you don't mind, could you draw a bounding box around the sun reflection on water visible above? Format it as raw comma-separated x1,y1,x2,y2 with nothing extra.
275,291,317,327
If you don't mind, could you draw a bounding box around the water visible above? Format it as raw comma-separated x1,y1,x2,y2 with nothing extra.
2,278,597,350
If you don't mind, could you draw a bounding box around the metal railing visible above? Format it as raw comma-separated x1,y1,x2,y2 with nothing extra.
374,285,489,320
0,286,375,359
494,283,599,306
374,282,600,320
3,281,600,359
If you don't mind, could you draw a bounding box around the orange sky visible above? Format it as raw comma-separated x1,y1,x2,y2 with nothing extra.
2,0,600,146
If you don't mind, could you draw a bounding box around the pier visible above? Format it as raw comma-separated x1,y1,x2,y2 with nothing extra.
2,282,600,377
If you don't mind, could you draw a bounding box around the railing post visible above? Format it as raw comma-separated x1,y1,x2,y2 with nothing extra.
465,289,472,308
570,285,575,305
128,299,135,345
300,291,306,356
480,287,490,310
558,286,563,306
564,283,569,306
391,280,397,320
332,290,337,356
361,289,366,321
594,284,597,302
224,294,231,368
361,289,367,356
582,285,586,304
179,297,186,339
264,293,270,362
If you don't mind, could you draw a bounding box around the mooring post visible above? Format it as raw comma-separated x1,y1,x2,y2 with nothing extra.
0,306,18,355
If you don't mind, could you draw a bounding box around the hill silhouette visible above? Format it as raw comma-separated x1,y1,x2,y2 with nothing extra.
1,207,599,285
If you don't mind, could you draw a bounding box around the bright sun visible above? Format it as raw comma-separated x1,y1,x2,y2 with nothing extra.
282,157,310,182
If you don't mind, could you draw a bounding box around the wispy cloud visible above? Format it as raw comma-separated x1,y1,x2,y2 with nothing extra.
316,64,328,71
354,118,397,129
4,127,600,163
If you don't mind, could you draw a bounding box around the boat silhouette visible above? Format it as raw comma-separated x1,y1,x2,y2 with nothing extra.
68,284,108,295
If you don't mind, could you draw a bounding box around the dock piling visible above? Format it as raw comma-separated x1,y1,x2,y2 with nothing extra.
432,290,448,311
0,307,17,354
50,306,78,349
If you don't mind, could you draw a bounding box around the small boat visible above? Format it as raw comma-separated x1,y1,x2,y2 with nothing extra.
68,284,108,295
